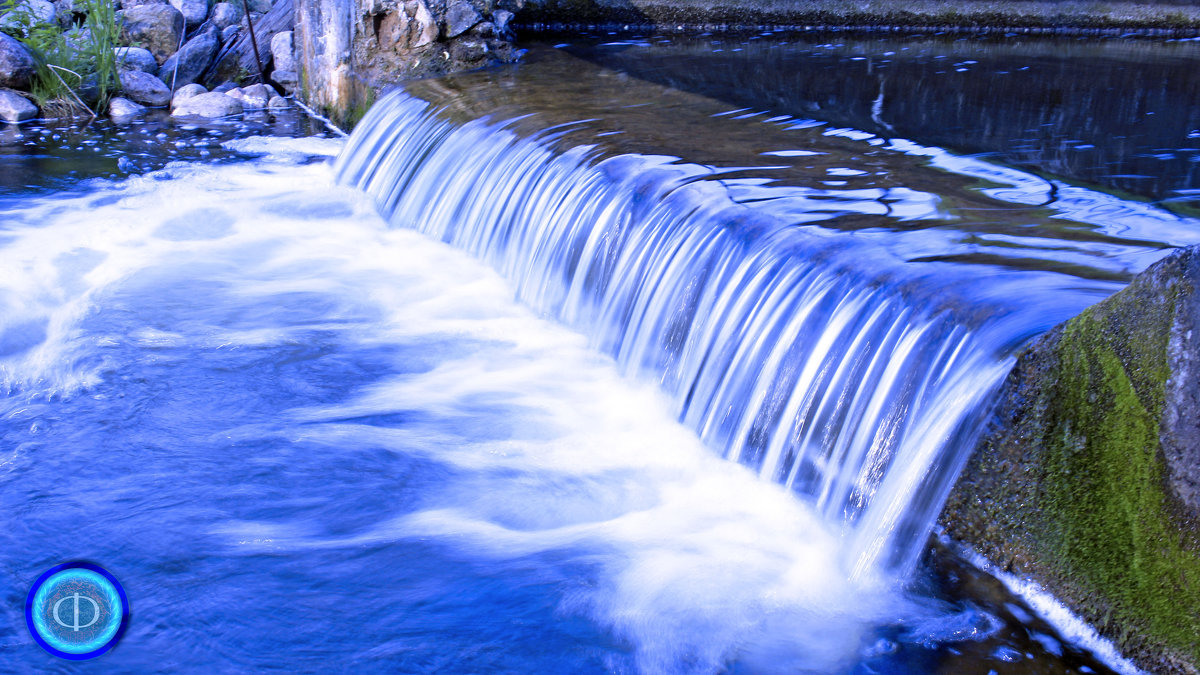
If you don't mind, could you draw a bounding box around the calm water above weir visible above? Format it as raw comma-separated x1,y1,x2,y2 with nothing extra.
2,32,1194,674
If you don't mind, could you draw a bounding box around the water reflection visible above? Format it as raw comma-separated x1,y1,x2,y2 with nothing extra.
557,33,1200,212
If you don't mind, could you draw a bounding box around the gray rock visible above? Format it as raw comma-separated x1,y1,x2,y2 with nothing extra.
170,82,205,106
114,46,159,74
108,96,146,117
169,0,210,29
247,0,269,12
269,30,293,73
494,0,520,11
171,90,241,117
118,4,185,64
52,0,75,28
0,88,37,122
219,23,238,43
442,0,480,38
238,82,272,109
492,9,511,33
267,94,287,109
118,69,172,106
272,69,297,94
212,79,237,92
0,33,37,90
122,0,169,6
209,1,240,29
158,22,218,88
0,0,57,29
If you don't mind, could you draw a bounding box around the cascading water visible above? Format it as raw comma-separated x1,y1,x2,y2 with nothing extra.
336,92,1021,578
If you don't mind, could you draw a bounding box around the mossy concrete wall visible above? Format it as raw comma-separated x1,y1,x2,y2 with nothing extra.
517,0,1200,31
941,245,1200,674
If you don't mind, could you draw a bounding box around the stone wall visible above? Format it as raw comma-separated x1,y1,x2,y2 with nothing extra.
941,245,1200,674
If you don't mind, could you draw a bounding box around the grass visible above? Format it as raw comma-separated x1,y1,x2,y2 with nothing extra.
1,0,121,115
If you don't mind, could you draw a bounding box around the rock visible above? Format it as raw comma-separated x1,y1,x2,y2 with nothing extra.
211,79,237,92
158,22,218,87
118,69,172,106
238,82,272,108
0,0,57,29
114,46,159,74
0,88,37,122
267,94,286,109
449,37,487,62
494,0,520,12
219,24,238,42
942,244,1200,673
492,8,511,33
375,0,437,51
272,68,296,94
119,4,186,64
108,96,146,117
247,0,270,12
269,30,293,72
0,33,36,90
442,0,479,38
169,0,210,29
52,0,75,28
171,90,241,117
122,0,169,6
170,82,205,106
209,1,240,28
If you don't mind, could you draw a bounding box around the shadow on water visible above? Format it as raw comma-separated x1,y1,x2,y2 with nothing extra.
551,31,1200,213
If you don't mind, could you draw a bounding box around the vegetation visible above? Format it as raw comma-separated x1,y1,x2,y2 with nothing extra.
0,0,121,115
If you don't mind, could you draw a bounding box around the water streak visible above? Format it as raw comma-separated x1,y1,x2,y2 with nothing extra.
336,93,1023,577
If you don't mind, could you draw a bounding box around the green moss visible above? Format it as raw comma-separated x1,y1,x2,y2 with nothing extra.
1042,304,1200,663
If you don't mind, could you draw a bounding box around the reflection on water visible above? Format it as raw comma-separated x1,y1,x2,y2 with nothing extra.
555,33,1200,211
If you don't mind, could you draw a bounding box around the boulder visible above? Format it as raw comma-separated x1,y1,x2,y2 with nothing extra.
170,81,205,106
158,22,218,87
219,23,239,42
0,88,37,122
118,4,186,64
237,82,272,108
0,0,57,29
272,68,296,94
209,1,241,28
118,69,172,106
267,94,287,109
169,0,211,29
122,0,170,6
0,33,36,90
269,29,293,72
247,0,270,12
942,244,1200,673
442,0,479,38
171,90,242,117
108,96,146,117
114,46,159,74
492,8,511,33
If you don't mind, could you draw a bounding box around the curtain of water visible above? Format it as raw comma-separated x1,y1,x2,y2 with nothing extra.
334,92,1013,578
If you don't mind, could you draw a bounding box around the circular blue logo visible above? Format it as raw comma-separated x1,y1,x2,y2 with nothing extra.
25,562,129,660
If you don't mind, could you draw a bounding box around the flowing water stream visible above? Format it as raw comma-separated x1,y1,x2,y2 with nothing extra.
2,31,1197,674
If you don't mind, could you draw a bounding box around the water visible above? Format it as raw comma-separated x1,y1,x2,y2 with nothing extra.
3,32,1195,674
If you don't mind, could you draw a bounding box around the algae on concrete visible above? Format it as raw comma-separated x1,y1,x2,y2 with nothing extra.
942,245,1200,674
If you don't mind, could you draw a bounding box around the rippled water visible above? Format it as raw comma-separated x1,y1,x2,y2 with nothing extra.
3,31,1193,675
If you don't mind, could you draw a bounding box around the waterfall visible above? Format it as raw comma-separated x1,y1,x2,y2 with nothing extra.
334,91,1015,578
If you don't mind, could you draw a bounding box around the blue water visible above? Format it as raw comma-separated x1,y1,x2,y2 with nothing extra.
7,34,1195,672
